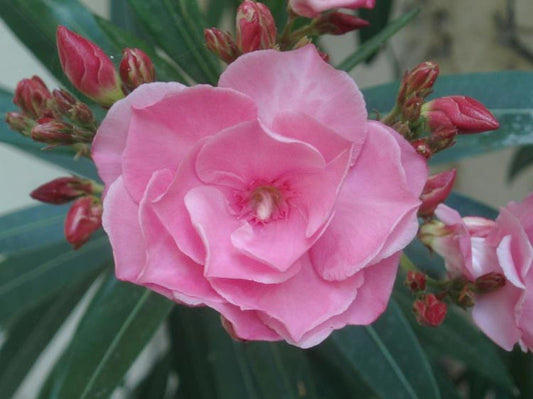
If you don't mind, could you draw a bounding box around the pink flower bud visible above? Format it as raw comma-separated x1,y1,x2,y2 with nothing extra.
236,1,277,53
204,28,240,64
5,112,36,136
398,61,439,103
56,26,123,107
474,272,506,294
31,118,75,145
419,169,456,217
13,76,53,119
64,196,102,249
30,176,94,205
315,12,369,35
413,294,447,327
423,96,499,135
52,89,95,127
119,48,156,93
405,270,427,292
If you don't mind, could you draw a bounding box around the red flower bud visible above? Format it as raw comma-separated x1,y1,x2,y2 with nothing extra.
204,28,240,64
56,26,123,107
475,272,506,294
52,89,95,127
405,271,427,292
64,196,102,249
30,176,94,205
398,61,439,103
13,76,53,119
427,125,458,153
419,169,456,217
119,48,156,93
31,119,75,145
423,96,499,135
315,12,369,35
413,294,447,327
411,139,432,159
236,1,277,53
5,112,36,136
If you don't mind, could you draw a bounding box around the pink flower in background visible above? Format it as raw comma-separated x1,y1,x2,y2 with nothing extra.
421,194,533,351
289,0,376,18
92,45,427,348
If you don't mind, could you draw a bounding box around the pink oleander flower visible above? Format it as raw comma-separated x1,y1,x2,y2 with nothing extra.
289,0,376,18
92,45,427,348
421,194,533,351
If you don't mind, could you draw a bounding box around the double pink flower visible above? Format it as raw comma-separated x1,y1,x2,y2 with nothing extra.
92,45,426,347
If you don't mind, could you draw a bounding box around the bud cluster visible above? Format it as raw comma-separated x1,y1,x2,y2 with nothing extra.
381,61,499,159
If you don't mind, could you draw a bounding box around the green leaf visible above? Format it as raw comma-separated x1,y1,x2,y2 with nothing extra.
41,272,173,399
0,235,110,325
362,71,533,163
358,0,394,63
320,300,440,399
0,0,121,89
169,306,321,399
0,274,97,399
94,15,188,83
205,0,238,27
0,87,99,179
338,8,420,72
508,144,533,181
0,204,67,255
127,0,220,84
131,352,172,399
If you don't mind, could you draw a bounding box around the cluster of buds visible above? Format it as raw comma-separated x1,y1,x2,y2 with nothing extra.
413,293,447,327
57,26,155,102
205,1,277,63
205,1,369,64
31,177,103,249
383,61,499,159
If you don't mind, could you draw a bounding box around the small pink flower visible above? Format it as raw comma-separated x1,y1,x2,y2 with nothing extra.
289,0,376,18
92,45,427,348
422,194,533,351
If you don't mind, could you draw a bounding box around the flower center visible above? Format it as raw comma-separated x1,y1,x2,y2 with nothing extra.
232,180,291,224
250,186,282,222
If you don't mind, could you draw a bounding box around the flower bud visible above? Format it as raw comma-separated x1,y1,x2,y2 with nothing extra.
405,271,427,292
423,96,499,135
427,125,458,153
398,61,439,103
456,284,475,308
52,89,95,128
413,293,447,327
119,48,156,93
419,169,457,217
64,196,102,249
56,26,123,107
204,28,240,64
315,12,369,35
411,139,432,159
236,1,277,53
5,112,36,136
30,176,94,204
401,95,423,122
13,76,53,119
31,119,75,145
475,272,506,294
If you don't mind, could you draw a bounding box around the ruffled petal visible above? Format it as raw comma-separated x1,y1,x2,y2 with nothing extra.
219,45,367,152
122,86,257,201
92,82,186,190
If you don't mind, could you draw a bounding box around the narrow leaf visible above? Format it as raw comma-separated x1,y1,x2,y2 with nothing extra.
358,0,394,63
338,8,420,72
44,272,173,399
0,234,110,324
321,301,440,399
508,144,533,181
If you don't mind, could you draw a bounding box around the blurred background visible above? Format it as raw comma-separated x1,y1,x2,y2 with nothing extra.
1,0,533,216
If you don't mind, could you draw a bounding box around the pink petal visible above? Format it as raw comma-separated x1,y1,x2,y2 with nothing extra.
101,176,146,281
219,45,368,151
122,86,257,201
137,170,223,305
92,82,185,190
517,273,533,350
311,122,424,281
185,186,301,283
211,254,364,344
473,284,523,351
